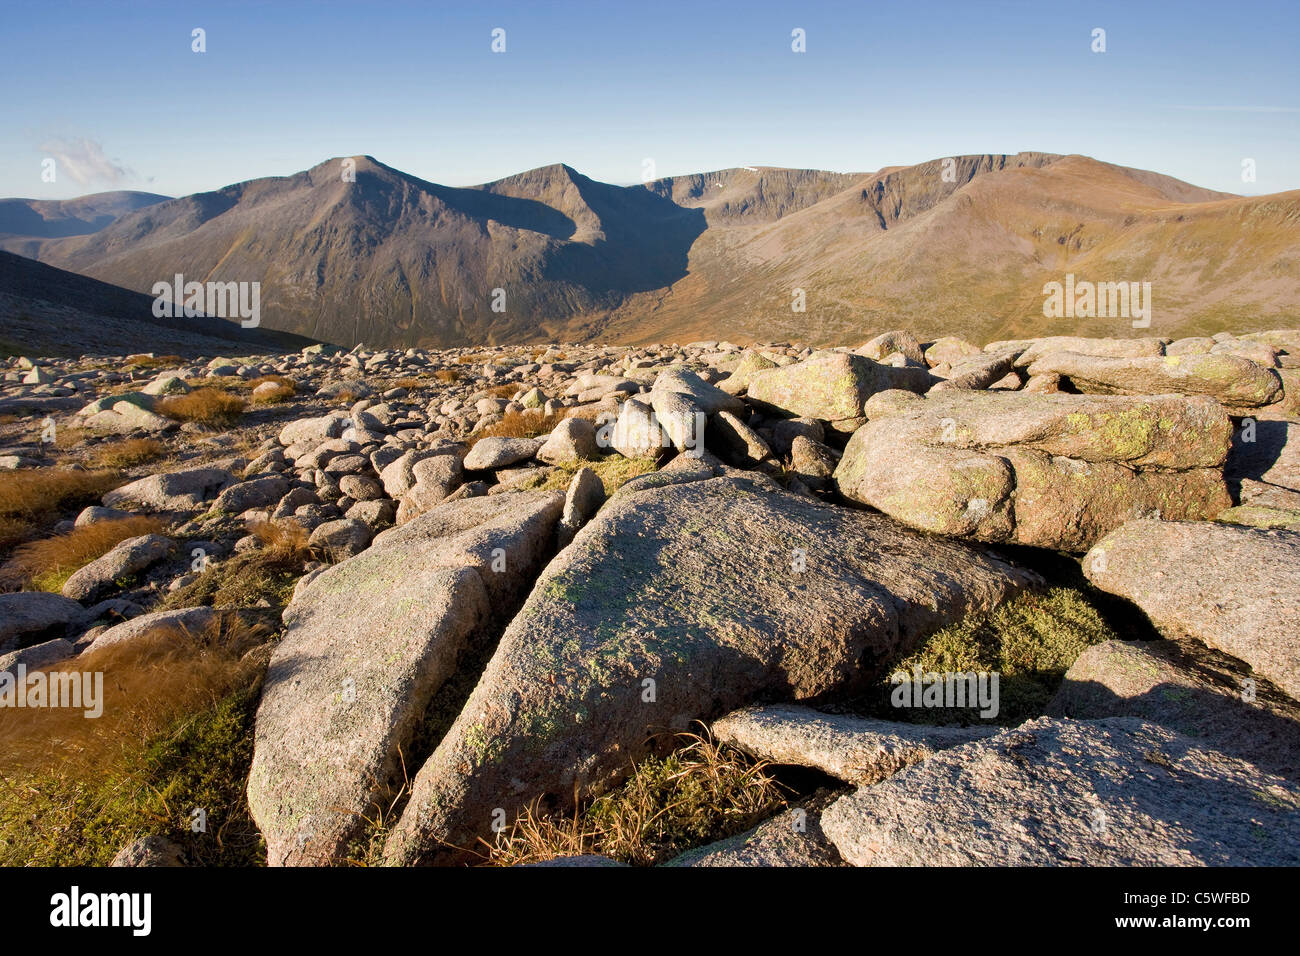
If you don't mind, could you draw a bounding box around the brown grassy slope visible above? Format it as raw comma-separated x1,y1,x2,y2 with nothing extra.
597,155,1300,346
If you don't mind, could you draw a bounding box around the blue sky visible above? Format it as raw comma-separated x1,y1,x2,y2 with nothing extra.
3,0,1297,199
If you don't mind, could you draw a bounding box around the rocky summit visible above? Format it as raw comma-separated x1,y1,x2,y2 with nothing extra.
1,328,1298,869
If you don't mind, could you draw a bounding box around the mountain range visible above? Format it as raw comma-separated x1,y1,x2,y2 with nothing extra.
2,153,1297,349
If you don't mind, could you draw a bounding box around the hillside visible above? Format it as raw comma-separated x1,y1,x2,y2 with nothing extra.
9,153,1298,348
0,251,317,357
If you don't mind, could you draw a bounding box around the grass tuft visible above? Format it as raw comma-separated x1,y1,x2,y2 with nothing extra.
0,468,123,550
524,455,657,495
159,521,310,611
88,437,167,469
0,515,171,592
468,409,564,447
157,389,246,426
484,728,787,867
247,376,297,404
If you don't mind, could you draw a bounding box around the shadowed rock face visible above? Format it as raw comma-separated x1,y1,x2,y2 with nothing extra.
382,473,1038,865
820,716,1300,866
0,592,85,653
1227,419,1300,493
835,391,1233,550
1083,519,1300,702
1047,638,1300,782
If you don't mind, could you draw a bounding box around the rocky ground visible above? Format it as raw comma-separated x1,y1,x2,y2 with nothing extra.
1,329,1298,867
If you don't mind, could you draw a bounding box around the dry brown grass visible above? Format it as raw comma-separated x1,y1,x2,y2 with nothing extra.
456,354,491,365
247,375,297,404
467,409,565,448
484,729,787,866
157,388,246,426
158,521,312,611
87,437,166,469
485,384,521,399
0,614,273,865
183,375,242,390
433,369,459,383
0,615,268,774
391,377,424,390
0,468,122,549
0,515,171,592
53,425,93,450
248,519,312,559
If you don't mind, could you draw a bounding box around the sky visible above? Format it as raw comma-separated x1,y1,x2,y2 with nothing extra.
2,0,1297,199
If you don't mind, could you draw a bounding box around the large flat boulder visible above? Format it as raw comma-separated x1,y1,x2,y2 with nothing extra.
383,473,1037,865
1000,336,1166,367
650,367,744,416
61,534,174,603
1083,519,1300,701
213,476,292,513
102,467,234,512
713,704,998,785
86,606,273,653
836,392,1232,550
1026,351,1283,408
247,490,564,865
820,716,1300,865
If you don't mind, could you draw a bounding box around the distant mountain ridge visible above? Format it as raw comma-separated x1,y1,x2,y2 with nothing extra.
3,153,1295,348
0,191,170,246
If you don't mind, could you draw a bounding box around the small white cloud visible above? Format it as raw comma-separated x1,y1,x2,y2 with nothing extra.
38,137,135,187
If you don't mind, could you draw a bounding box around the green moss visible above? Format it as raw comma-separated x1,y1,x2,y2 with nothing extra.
854,586,1121,726
521,455,658,495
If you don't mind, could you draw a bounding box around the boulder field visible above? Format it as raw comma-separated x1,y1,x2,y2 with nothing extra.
3,328,1297,867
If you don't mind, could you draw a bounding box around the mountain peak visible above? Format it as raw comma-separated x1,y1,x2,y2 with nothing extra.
5,151,1294,350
